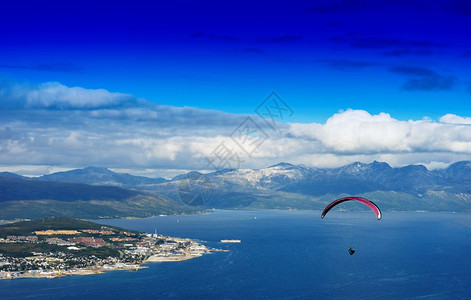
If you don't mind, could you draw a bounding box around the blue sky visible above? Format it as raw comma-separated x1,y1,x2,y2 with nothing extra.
0,0,470,176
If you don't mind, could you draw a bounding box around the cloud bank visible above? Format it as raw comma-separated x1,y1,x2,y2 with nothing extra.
289,110,471,155
0,81,137,109
0,80,470,176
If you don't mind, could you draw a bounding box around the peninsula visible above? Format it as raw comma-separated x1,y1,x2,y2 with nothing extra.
0,217,218,279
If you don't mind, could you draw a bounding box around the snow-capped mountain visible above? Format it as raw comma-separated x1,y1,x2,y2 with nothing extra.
207,162,314,191
157,161,471,211
3,161,470,212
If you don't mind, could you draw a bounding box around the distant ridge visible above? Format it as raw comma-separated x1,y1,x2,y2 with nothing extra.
0,176,195,219
1,161,470,216
0,176,137,202
38,166,167,187
152,160,471,212
268,162,295,169
0,172,26,179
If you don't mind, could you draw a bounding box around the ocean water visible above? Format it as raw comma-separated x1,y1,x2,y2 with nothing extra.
1,210,470,299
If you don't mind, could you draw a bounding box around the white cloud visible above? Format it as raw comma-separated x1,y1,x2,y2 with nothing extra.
439,114,471,124
1,81,470,175
289,109,471,155
24,82,136,109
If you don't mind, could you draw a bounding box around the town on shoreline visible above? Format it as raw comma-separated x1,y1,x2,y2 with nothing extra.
0,218,227,280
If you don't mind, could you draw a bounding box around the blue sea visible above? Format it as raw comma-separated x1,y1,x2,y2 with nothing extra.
1,210,470,299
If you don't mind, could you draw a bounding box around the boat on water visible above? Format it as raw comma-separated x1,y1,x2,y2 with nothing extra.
220,239,241,243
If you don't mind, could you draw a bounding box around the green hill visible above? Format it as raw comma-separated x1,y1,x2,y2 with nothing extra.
0,218,137,258
0,177,137,202
0,217,136,237
0,176,196,219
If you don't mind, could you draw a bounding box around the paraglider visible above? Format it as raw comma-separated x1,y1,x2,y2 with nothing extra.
321,197,382,255
321,196,382,220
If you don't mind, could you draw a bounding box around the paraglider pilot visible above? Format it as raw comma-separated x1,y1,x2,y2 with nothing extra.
321,197,381,257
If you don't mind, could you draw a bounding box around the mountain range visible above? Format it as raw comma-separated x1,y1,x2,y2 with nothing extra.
0,175,194,219
37,166,167,187
0,161,470,219
153,161,471,212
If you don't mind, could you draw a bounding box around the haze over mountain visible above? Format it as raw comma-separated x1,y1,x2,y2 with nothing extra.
152,161,471,212
1,161,469,219
0,175,194,219
38,166,167,188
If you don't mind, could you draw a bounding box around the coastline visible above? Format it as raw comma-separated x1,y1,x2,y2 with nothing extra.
0,217,230,281
1,264,147,280
0,244,227,280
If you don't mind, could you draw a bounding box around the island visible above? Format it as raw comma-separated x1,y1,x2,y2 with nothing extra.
0,217,221,279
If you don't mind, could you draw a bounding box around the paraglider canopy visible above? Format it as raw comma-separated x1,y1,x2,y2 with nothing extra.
321,196,382,220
